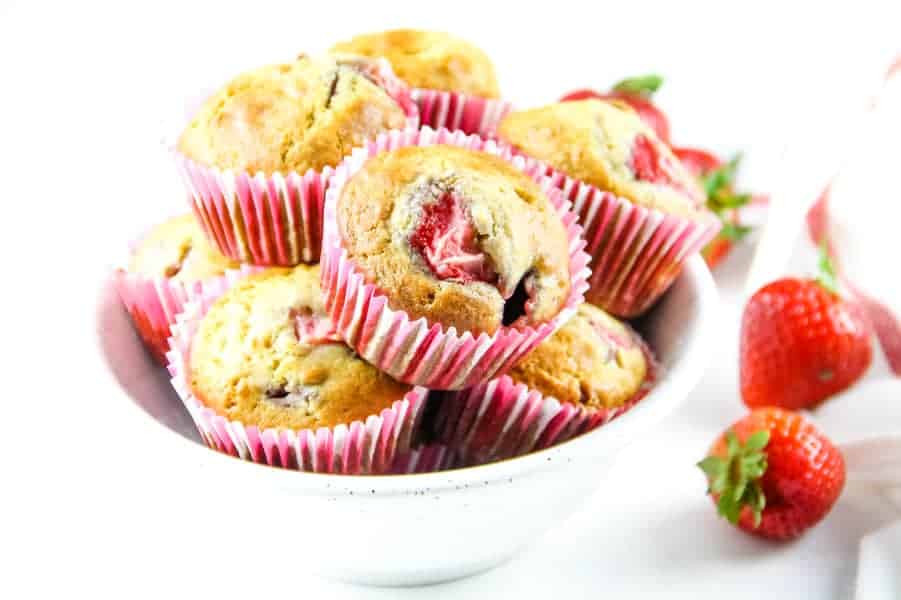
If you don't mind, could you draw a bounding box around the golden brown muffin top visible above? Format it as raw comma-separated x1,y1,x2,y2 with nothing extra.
189,266,411,431
177,54,409,174
331,29,500,98
497,100,706,218
508,302,648,409
337,145,571,335
128,214,238,283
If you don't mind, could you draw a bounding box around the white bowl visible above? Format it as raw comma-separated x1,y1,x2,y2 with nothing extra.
95,256,717,587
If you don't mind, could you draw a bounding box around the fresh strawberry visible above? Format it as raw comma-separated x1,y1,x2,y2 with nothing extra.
701,236,734,269
698,407,846,540
740,246,873,410
560,74,671,143
684,151,753,269
672,146,721,177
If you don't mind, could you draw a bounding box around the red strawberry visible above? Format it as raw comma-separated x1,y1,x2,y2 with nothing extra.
698,408,846,540
678,150,753,269
560,74,671,143
672,146,721,177
701,236,735,270
740,247,873,410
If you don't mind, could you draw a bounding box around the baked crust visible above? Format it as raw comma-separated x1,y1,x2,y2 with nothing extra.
337,145,571,335
498,99,706,218
128,214,238,283
189,266,411,430
177,54,408,174
331,29,500,98
508,302,648,409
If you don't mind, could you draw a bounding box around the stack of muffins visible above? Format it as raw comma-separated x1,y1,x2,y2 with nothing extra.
117,30,718,474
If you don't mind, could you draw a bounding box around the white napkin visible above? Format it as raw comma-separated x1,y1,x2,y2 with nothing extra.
757,57,901,597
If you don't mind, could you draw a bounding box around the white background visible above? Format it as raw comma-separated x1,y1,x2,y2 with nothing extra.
2,1,900,598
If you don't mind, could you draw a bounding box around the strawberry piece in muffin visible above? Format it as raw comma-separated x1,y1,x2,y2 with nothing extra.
337,145,573,334
409,191,498,285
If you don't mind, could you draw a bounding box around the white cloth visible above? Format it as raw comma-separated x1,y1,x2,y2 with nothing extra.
785,59,901,598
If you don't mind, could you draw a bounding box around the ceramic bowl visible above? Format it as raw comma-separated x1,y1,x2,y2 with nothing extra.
96,255,717,586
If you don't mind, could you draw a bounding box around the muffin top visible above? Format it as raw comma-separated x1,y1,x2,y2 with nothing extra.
189,265,411,431
331,29,500,98
497,100,706,218
129,214,238,283
337,145,571,335
177,54,410,175
508,302,648,409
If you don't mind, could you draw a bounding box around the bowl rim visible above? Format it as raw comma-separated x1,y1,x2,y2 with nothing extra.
95,255,718,497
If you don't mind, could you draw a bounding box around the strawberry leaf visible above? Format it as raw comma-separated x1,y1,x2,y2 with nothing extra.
720,222,753,242
702,154,742,198
745,430,770,452
612,74,663,97
699,428,769,528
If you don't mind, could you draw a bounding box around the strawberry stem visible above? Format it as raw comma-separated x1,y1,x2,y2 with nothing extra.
612,74,663,97
698,429,770,527
817,239,840,295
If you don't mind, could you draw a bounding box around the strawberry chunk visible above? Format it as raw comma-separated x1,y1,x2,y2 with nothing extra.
410,193,497,284
293,307,342,345
629,134,675,186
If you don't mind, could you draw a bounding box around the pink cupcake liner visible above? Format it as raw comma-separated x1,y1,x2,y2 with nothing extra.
433,331,659,466
174,60,420,267
166,271,428,474
412,88,513,137
320,127,591,389
389,443,460,474
175,159,332,266
514,161,721,317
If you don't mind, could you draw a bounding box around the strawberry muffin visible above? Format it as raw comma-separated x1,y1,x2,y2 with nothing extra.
337,145,570,333
176,53,418,266
321,130,589,390
332,30,510,137
498,99,704,217
171,265,425,473
128,214,238,282
331,29,500,98
437,302,654,465
116,214,243,364
179,54,414,175
496,99,720,317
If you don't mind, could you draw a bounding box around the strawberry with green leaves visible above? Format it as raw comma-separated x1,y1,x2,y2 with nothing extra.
740,244,873,410
685,153,755,269
699,408,845,540
560,74,671,143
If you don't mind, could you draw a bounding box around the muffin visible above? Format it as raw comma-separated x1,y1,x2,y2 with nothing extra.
331,29,500,98
169,265,426,473
128,214,238,282
179,54,413,174
332,30,511,137
337,145,571,334
497,99,704,217
434,302,654,465
507,302,648,410
321,128,589,389
175,53,418,266
496,100,721,317
115,214,244,364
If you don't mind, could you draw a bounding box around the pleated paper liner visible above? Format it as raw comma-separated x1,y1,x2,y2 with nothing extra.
320,127,591,389
412,88,512,137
